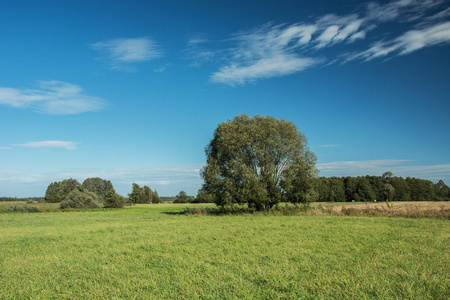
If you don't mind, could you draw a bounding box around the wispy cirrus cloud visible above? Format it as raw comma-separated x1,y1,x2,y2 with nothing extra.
348,21,450,61
0,81,106,115
13,141,79,150
204,0,449,85
0,146,12,150
91,37,163,71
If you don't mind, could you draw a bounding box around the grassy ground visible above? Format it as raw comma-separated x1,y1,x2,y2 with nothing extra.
0,203,449,299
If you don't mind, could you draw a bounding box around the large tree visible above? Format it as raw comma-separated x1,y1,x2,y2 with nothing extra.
201,114,317,211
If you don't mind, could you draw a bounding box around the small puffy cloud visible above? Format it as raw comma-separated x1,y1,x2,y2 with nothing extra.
14,141,79,150
0,81,106,115
91,37,162,70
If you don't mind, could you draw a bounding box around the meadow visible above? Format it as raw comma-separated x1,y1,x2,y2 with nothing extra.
0,203,449,299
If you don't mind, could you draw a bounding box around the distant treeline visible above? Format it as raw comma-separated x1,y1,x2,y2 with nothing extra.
0,197,44,202
314,175,450,202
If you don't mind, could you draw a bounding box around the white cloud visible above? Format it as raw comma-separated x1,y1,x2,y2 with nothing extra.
0,81,106,115
0,146,12,150
14,141,79,150
351,21,450,60
316,25,340,48
205,0,450,85
366,0,444,22
211,54,319,85
317,159,450,180
210,24,321,85
0,164,204,197
2,160,449,197
319,144,341,148
91,37,162,70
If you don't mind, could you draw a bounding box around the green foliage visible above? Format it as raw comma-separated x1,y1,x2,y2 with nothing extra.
173,190,194,203
82,177,114,201
60,188,101,209
193,188,215,203
152,190,161,203
0,197,44,202
315,174,449,202
202,114,317,211
104,189,127,208
128,183,161,204
128,183,142,204
44,179,81,203
4,204,41,213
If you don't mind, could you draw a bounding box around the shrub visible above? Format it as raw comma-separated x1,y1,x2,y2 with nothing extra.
5,204,41,213
60,189,101,209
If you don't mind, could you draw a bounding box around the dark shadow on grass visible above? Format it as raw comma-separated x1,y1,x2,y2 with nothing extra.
162,211,187,215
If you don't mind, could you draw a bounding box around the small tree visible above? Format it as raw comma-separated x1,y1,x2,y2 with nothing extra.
174,191,194,203
152,190,161,203
128,183,142,204
193,187,215,203
142,186,153,203
104,189,126,208
383,183,395,202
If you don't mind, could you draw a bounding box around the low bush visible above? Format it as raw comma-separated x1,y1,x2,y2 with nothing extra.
60,189,102,209
4,204,41,213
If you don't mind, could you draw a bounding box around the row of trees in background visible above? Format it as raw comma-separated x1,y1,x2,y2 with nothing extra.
128,183,161,204
314,174,450,202
0,197,44,202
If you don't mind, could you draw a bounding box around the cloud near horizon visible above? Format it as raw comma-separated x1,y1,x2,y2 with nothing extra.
205,0,450,85
1,160,449,197
13,141,79,150
317,159,450,180
0,81,107,115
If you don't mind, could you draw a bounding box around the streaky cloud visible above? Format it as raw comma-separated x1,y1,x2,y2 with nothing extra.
206,0,449,85
318,159,450,180
349,21,450,61
14,141,79,150
0,81,107,115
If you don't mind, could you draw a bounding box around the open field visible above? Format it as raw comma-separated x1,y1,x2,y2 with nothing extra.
0,203,449,299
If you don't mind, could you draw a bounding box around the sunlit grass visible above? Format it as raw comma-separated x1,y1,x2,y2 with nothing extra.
0,204,448,299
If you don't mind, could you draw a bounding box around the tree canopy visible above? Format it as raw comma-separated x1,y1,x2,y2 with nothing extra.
45,178,81,203
201,114,317,211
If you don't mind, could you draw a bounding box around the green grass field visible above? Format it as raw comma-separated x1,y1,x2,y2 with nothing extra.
0,204,449,299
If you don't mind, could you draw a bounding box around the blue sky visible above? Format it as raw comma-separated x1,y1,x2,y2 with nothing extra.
1,0,449,197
